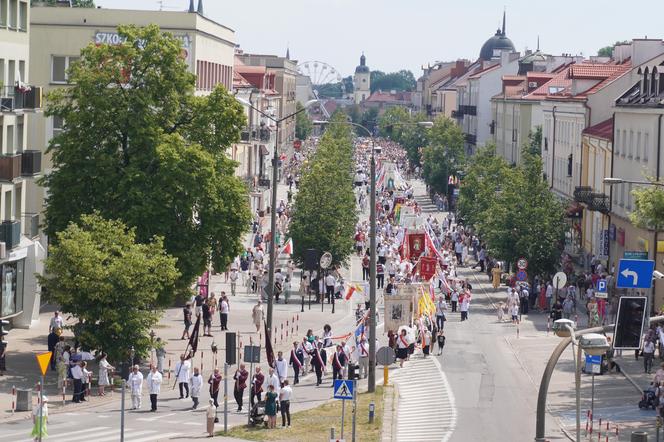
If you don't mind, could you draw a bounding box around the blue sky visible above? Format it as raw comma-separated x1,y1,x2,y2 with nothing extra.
95,0,662,78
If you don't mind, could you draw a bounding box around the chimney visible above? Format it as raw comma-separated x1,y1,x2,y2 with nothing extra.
188,0,194,12
197,0,204,15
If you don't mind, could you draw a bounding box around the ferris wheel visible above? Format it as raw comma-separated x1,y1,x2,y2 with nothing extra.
297,60,345,91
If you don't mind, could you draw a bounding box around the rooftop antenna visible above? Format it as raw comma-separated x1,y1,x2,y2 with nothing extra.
502,7,506,35
537,36,540,51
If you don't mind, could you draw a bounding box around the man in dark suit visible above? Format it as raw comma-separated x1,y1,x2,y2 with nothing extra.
312,341,327,386
332,344,347,383
289,341,304,385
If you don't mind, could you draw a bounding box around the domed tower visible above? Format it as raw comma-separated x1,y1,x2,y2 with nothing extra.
479,12,515,61
353,53,371,104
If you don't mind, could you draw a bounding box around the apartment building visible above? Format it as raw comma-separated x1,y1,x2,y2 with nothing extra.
0,0,44,327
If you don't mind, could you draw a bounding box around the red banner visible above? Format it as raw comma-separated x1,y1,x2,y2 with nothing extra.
419,256,437,281
407,233,426,260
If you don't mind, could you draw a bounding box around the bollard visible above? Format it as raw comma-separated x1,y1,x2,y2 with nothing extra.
11,385,15,413
286,330,288,337
586,410,591,434
287,320,289,327
369,402,375,423
297,314,299,321
168,359,172,380
62,384,66,405
281,323,284,330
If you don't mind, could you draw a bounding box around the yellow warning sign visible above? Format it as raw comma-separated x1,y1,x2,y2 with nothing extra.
36,352,51,376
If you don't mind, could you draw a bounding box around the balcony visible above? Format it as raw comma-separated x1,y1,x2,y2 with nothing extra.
258,178,271,188
0,86,43,112
0,220,21,250
464,133,477,145
458,105,477,116
0,154,21,182
573,186,593,204
21,150,41,176
240,130,251,142
588,193,611,214
259,127,271,142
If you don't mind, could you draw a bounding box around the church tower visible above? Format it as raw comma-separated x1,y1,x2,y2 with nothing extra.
353,53,371,104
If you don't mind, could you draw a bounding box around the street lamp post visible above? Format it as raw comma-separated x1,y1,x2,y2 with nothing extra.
236,97,318,333
312,119,432,393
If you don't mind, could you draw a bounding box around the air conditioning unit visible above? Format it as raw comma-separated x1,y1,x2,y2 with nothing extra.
0,242,6,260
528,81,538,88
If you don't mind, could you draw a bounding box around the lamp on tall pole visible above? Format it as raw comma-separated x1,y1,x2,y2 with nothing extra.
237,97,318,332
312,119,432,393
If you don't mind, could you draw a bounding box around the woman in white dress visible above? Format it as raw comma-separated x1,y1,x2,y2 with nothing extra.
97,353,114,396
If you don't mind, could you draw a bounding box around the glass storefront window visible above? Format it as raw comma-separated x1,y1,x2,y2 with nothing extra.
0,259,25,318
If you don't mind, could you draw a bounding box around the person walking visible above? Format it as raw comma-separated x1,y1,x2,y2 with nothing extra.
219,295,229,331
154,338,166,373
396,329,409,368
230,268,239,297
71,360,84,403
31,395,48,441
202,299,213,337
47,328,59,371
275,351,288,386
436,331,446,356
331,344,347,383
289,341,304,385
252,301,263,333
312,341,327,386
491,264,502,289
147,364,162,412
208,368,222,408
279,380,293,428
205,398,216,437
358,336,369,378
435,296,447,330
233,363,248,412
265,385,278,429
644,338,656,374
190,366,202,409
181,303,193,340
460,293,470,321
49,311,64,333
128,365,143,410
250,366,264,408
450,290,459,313
175,355,191,399
97,353,114,396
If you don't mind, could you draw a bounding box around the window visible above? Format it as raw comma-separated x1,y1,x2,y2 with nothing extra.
621,130,627,158
0,259,25,317
5,125,13,153
0,0,7,27
13,184,20,230
18,60,24,83
4,190,11,221
52,116,64,138
636,132,641,160
644,132,650,161
8,0,16,29
16,115,23,152
544,137,548,151
51,56,78,84
567,154,573,177
18,0,25,31
627,131,633,158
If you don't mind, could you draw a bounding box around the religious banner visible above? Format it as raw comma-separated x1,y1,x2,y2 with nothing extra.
407,231,426,260
384,294,413,334
419,256,437,281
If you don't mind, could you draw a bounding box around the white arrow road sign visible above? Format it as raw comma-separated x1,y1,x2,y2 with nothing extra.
621,268,639,286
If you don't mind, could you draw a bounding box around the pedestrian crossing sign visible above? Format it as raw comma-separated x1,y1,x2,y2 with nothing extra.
333,379,354,400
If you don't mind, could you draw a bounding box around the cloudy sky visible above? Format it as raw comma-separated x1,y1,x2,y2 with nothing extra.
95,0,662,77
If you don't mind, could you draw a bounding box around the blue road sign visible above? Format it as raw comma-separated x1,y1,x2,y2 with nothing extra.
616,259,655,289
516,270,528,281
333,379,354,400
585,354,601,365
597,279,607,294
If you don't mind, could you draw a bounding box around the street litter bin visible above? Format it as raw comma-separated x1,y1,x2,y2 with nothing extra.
631,431,648,442
15,388,31,411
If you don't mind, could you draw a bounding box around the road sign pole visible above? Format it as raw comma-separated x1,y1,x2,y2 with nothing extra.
120,379,126,442
224,362,228,433
591,373,595,419
341,398,345,440
352,380,357,442
38,374,44,442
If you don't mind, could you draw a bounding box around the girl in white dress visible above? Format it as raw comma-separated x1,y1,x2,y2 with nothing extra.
97,353,114,396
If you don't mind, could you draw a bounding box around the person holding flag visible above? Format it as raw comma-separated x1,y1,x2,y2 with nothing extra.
289,341,304,385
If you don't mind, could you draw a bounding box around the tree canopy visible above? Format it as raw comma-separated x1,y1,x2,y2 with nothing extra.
370,70,416,93
289,112,357,267
295,101,313,140
630,184,664,231
41,25,250,296
39,214,179,363
597,40,629,57
421,116,465,194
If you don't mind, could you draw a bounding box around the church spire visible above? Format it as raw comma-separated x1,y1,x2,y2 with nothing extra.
537,35,540,51
502,9,506,35
286,46,290,60
188,0,195,12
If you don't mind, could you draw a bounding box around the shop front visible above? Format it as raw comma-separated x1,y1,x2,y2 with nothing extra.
0,248,26,319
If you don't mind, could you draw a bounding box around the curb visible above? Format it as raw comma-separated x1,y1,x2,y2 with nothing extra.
381,383,398,442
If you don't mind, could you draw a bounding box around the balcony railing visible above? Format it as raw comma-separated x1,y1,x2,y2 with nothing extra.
0,154,21,182
258,178,271,188
588,193,611,214
21,150,41,176
573,186,593,204
0,85,43,112
458,105,477,116
0,220,21,250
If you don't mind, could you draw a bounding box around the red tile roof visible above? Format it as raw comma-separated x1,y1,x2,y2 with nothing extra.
366,91,412,103
582,118,613,141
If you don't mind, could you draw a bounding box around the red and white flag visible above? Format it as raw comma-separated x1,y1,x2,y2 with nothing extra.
281,238,293,255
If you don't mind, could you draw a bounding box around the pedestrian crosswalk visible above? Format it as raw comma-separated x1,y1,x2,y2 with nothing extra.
391,356,457,442
0,421,184,442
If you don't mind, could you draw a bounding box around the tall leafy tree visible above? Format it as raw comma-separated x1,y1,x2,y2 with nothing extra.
295,101,313,140
630,184,664,232
42,25,250,295
421,115,465,194
39,214,179,363
370,69,416,93
289,113,357,267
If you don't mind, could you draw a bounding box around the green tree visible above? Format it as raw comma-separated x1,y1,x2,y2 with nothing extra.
479,150,565,276
421,115,465,194
526,126,542,157
360,107,379,134
377,107,411,140
370,70,416,93
630,184,664,231
42,25,250,295
343,75,354,94
295,101,313,140
597,40,629,57
316,82,343,98
289,112,357,267
458,144,511,227
39,214,179,363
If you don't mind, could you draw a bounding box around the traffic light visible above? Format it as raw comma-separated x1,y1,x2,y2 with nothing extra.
0,319,9,343
613,296,647,349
